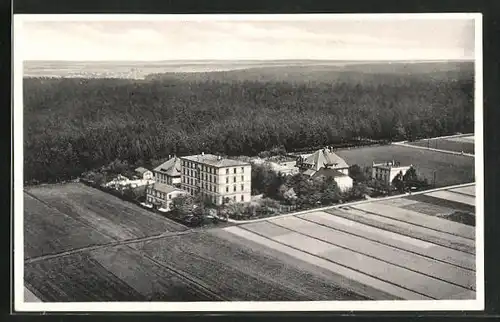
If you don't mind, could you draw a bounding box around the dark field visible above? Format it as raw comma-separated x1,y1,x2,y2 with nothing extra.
133,231,370,301
335,144,474,187
24,193,113,259
25,246,217,302
25,183,187,241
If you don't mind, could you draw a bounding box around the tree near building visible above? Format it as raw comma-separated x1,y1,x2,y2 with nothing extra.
391,170,405,193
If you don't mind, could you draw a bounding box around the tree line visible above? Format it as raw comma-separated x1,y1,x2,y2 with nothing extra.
23,75,474,183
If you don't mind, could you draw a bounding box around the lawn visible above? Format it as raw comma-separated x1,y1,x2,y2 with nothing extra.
335,145,474,187
407,137,475,154
24,193,113,259
133,230,369,301
25,246,216,302
25,183,187,240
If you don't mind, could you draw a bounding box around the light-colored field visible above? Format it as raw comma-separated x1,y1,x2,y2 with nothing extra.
238,222,470,299
269,216,475,290
223,226,423,300
333,207,475,254
426,190,476,207
448,135,475,144
300,211,474,270
24,286,41,302
352,202,475,240
450,185,476,197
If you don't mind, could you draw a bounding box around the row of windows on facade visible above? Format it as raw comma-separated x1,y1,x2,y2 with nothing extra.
182,179,245,193
147,189,173,200
183,171,245,184
184,187,245,202
182,161,245,174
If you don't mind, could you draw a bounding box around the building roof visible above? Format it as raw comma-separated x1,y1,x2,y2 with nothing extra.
312,168,350,179
302,148,349,171
150,182,185,195
154,157,181,177
181,154,250,168
373,161,412,170
303,169,317,177
135,167,150,174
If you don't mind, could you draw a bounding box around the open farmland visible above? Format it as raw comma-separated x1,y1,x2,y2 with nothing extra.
407,135,475,154
133,232,371,301
224,184,476,300
335,145,474,187
24,193,113,259
25,183,187,241
24,182,477,302
25,246,219,302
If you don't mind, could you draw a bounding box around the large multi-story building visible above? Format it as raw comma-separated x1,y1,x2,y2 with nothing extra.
371,161,412,185
180,153,251,205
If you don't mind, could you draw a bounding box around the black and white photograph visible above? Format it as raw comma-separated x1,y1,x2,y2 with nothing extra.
13,13,483,311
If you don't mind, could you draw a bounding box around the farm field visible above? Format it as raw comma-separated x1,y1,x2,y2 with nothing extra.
25,246,218,302
407,135,475,154
133,232,370,301
25,183,187,241
24,193,113,259
23,182,477,302
225,184,476,300
335,145,474,187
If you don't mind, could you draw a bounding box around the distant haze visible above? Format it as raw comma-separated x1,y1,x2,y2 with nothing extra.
19,17,475,61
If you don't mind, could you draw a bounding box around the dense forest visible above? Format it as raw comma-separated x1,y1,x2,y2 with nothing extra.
23,66,474,183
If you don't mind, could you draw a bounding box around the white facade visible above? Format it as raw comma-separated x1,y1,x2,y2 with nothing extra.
372,161,412,185
146,184,187,211
334,175,354,192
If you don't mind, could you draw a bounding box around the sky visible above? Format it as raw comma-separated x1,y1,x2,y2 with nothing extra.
18,17,476,61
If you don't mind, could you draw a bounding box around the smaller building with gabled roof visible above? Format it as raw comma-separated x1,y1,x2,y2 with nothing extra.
297,147,349,174
146,182,187,211
135,167,153,180
153,155,182,186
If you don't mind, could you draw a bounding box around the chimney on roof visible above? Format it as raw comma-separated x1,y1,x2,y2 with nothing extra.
217,155,222,161
201,152,204,156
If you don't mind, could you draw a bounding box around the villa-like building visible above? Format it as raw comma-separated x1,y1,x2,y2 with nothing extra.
146,183,187,211
297,147,353,192
180,153,252,205
371,161,413,185
153,155,181,186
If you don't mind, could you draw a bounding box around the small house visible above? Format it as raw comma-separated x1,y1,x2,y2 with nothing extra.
135,167,153,180
146,183,188,211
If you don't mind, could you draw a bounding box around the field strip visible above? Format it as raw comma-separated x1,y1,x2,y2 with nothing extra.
122,244,227,301
210,229,385,300
24,229,197,264
223,226,429,300
426,190,476,207
352,203,475,240
238,223,454,300
447,136,475,143
405,194,475,215
327,208,476,255
392,142,474,157
24,286,42,302
450,185,476,197
447,190,476,198
299,212,475,271
268,216,475,290
24,190,120,241
239,223,451,299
